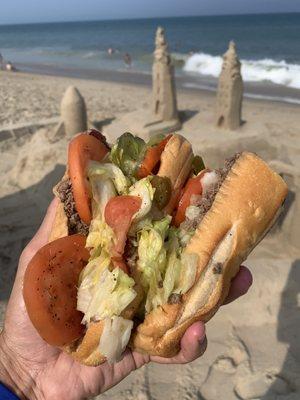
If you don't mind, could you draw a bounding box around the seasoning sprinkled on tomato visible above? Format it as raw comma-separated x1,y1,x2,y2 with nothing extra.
104,195,142,274
23,235,90,346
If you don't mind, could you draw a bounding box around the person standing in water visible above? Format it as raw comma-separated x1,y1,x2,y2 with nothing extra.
123,52,132,68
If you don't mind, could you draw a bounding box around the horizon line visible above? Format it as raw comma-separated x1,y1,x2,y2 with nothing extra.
0,10,299,27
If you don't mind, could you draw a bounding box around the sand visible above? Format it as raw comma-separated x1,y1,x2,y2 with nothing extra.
1,70,300,400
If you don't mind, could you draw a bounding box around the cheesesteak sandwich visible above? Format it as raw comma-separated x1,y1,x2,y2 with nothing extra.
23,130,288,365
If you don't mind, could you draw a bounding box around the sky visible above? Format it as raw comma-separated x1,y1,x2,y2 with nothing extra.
1,0,300,24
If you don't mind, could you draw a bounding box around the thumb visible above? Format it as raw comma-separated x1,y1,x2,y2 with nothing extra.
177,322,207,363
30,198,59,246
20,198,59,268
151,322,207,364
7,198,59,313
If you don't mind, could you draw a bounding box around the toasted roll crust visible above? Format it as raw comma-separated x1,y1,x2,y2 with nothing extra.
63,321,106,366
48,201,68,242
131,152,288,357
158,134,194,214
158,134,193,188
50,170,69,241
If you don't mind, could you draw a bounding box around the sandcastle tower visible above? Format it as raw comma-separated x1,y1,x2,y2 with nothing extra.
60,86,87,138
152,26,178,122
51,86,102,142
103,27,181,139
215,41,243,130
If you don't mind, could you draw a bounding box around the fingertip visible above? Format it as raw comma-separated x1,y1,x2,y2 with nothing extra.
183,322,206,344
39,197,59,232
224,265,253,305
237,265,253,292
240,265,253,281
45,197,59,219
26,198,59,251
179,322,207,363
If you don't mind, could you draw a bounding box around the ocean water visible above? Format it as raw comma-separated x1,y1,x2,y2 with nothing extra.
0,13,300,94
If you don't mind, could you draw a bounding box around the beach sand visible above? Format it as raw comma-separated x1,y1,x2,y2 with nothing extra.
1,70,300,400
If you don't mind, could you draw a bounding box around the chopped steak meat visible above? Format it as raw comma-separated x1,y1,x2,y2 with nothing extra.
124,237,138,273
56,130,109,236
57,178,89,235
181,153,241,231
87,129,110,150
168,293,182,304
219,152,241,181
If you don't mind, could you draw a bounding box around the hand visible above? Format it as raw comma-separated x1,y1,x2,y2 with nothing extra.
0,199,252,400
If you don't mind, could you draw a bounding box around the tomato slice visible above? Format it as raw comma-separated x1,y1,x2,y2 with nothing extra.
137,135,172,179
23,235,90,346
104,195,141,274
173,170,208,227
68,133,109,225
111,257,130,272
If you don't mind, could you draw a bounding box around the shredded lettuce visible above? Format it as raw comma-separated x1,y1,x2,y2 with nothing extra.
90,176,116,219
88,160,130,195
86,161,129,257
99,316,133,364
78,265,136,324
138,216,171,283
162,250,182,302
128,177,155,221
129,216,152,236
86,219,115,258
79,161,137,326
136,218,198,312
77,251,111,312
164,228,198,297
137,216,171,312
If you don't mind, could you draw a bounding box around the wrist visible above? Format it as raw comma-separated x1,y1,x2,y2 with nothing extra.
0,332,41,400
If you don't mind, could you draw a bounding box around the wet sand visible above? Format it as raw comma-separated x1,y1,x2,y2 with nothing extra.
10,62,300,105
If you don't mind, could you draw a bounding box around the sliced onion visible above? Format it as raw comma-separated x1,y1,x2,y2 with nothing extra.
99,316,133,364
185,205,201,221
201,171,219,195
176,253,198,294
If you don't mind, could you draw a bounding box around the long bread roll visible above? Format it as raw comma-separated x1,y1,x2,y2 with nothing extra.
131,152,287,356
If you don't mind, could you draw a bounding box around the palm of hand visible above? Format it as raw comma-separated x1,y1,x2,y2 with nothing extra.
1,200,251,399
2,202,149,399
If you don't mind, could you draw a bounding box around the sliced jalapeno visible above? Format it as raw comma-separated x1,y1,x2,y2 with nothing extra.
151,176,172,210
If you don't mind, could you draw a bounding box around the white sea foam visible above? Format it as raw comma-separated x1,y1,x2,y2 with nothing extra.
82,51,99,59
183,52,300,89
182,83,300,105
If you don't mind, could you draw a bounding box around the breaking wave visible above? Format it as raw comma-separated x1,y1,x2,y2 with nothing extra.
183,53,300,89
